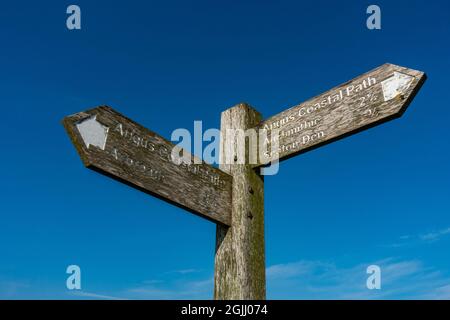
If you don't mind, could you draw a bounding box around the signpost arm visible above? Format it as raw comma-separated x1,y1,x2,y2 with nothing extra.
214,103,266,300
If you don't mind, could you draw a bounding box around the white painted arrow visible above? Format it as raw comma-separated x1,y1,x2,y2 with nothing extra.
76,115,109,150
381,71,415,102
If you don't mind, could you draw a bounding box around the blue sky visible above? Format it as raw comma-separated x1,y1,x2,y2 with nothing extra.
0,0,449,299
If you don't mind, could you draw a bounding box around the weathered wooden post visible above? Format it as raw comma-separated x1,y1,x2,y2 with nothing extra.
214,103,266,300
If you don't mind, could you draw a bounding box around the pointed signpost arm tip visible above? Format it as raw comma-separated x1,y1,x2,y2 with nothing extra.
62,113,93,167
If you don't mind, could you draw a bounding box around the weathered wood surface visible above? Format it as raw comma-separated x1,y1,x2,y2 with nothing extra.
62,106,232,226
256,63,426,165
214,103,266,300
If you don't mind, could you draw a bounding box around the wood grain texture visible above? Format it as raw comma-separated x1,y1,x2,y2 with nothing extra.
62,106,232,226
214,103,266,300
256,63,426,165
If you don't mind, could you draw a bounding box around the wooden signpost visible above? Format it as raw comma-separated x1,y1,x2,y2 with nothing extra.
62,106,232,226
257,63,426,164
62,63,426,300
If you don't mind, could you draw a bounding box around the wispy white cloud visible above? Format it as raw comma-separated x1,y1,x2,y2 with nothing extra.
142,279,164,285
419,227,450,242
267,257,450,299
420,284,450,299
126,277,213,299
69,291,127,300
267,260,332,280
0,269,212,300
384,226,450,248
164,268,201,275
0,279,30,298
